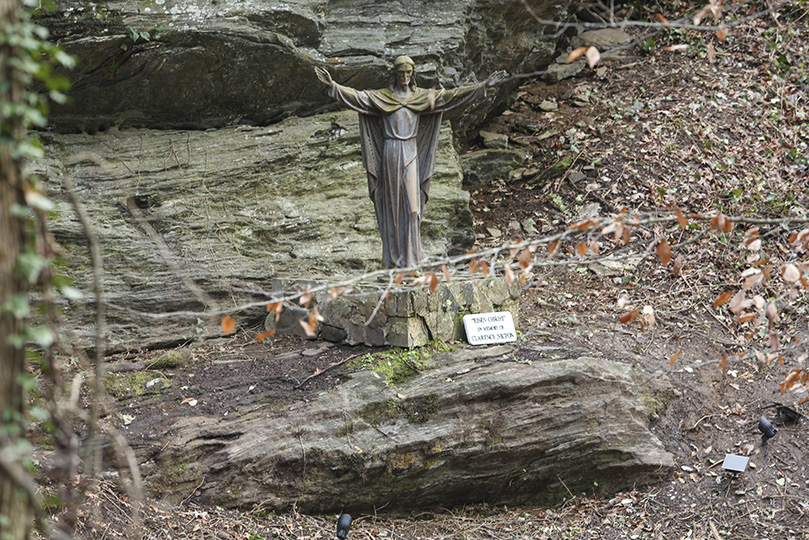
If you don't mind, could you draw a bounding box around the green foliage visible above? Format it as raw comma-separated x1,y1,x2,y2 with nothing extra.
353,340,453,386
105,371,171,400
0,2,74,152
0,1,75,358
147,350,195,370
120,23,164,51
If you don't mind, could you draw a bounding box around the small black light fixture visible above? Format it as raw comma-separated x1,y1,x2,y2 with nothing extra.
337,513,352,539
759,416,777,445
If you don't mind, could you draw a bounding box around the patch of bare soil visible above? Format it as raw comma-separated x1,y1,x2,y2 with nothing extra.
54,3,809,539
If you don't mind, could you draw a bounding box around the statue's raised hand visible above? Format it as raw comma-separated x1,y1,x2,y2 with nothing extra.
315,66,333,86
486,70,508,87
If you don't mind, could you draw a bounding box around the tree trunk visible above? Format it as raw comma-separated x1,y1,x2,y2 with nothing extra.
0,0,33,537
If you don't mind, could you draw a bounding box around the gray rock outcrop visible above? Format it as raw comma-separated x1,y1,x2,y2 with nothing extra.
41,0,571,133
35,0,574,351
35,112,472,350
131,345,675,513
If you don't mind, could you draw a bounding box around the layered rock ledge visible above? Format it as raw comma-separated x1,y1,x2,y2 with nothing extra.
131,344,675,513
35,111,472,351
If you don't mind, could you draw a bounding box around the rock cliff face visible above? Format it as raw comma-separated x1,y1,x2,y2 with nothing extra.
41,0,569,133
130,346,675,513
35,112,472,350
36,0,571,350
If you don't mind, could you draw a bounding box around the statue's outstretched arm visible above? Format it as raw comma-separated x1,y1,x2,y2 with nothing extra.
314,66,333,86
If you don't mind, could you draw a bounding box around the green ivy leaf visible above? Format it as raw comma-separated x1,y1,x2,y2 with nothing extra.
27,325,55,348
10,203,31,218
60,286,83,300
17,251,47,282
7,333,26,348
54,50,75,69
0,293,30,318
25,190,54,211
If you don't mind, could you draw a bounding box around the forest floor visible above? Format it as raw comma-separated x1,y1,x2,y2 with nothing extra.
50,2,809,540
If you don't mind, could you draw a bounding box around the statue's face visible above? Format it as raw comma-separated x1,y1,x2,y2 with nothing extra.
396,65,413,87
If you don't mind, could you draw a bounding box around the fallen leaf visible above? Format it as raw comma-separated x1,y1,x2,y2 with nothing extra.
256,330,275,342
783,264,801,284
729,290,751,315
642,305,655,329
743,272,764,291
266,301,284,322
714,290,734,307
710,213,733,233
567,46,588,63
221,315,235,335
769,329,780,351
299,317,316,337
656,238,672,267
693,5,711,24
766,302,778,323
504,264,515,285
299,292,313,307
669,349,683,366
675,208,688,229
313,306,325,322
585,46,601,69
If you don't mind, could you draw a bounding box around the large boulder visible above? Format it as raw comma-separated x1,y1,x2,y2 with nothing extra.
40,0,570,133
35,111,472,350
129,345,675,513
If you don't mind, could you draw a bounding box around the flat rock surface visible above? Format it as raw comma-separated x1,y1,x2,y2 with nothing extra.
107,336,675,513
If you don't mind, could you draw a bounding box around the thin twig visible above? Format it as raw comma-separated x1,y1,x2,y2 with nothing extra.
294,354,361,389
62,173,106,482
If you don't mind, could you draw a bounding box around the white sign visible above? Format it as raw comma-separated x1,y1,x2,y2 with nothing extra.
463,312,517,345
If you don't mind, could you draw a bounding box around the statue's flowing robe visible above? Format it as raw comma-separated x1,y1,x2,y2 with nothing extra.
327,81,487,268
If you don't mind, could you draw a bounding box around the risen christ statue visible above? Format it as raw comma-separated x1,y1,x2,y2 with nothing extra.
315,57,506,268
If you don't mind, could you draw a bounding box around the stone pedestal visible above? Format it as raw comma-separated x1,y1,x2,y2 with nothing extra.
265,277,520,347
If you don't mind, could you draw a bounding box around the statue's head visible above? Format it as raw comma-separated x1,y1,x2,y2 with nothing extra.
392,56,416,90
